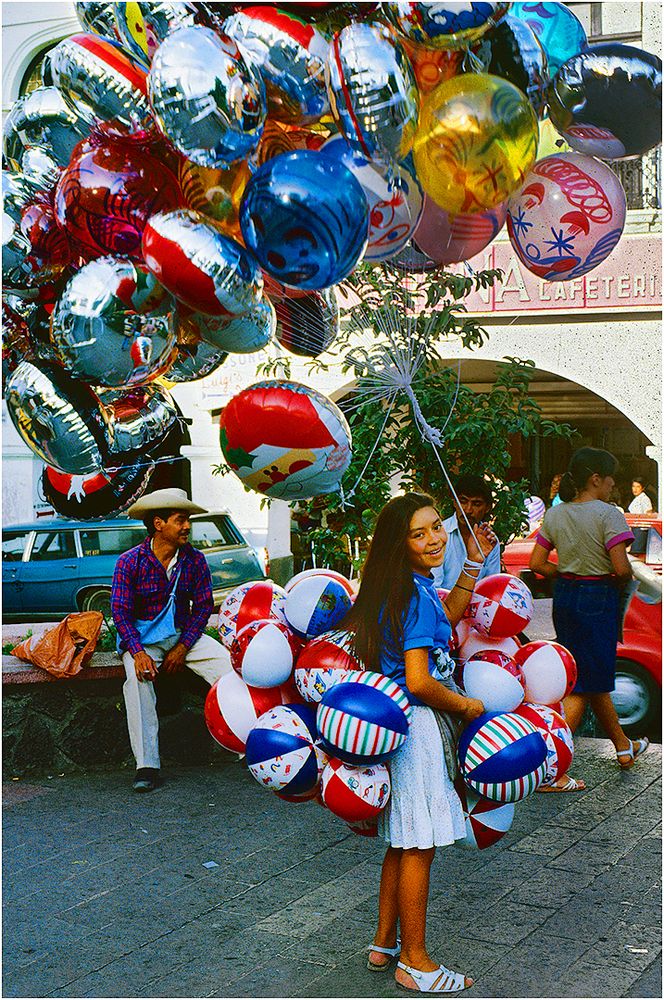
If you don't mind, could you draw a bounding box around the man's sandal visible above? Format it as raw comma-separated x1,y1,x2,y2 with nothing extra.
395,962,472,993
617,737,650,770
367,939,401,971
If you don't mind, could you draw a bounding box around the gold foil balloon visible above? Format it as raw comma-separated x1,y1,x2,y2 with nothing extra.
413,73,538,214
178,159,250,239
382,2,511,50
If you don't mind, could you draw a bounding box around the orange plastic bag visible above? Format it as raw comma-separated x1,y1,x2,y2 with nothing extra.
12,612,104,678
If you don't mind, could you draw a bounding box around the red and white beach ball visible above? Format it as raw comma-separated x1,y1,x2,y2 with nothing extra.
457,629,521,666
458,711,548,802
285,575,352,639
230,618,301,688
245,704,324,794
317,671,412,765
218,580,287,649
454,777,515,850
204,672,289,754
469,574,534,638
514,641,577,705
321,758,391,823
514,703,574,784
294,629,363,702
462,650,526,713
286,568,355,598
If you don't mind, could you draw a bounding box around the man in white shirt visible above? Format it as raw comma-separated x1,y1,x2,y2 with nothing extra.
432,475,501,589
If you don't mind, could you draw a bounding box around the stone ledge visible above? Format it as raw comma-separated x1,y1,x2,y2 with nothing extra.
3,652,123,685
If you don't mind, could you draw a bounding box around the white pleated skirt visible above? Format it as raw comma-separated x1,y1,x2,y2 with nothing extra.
378,705,466,850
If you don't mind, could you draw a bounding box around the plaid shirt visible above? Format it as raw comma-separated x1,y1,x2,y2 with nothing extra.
111,538,214,656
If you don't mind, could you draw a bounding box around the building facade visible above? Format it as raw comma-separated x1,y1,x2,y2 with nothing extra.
2,2,662,559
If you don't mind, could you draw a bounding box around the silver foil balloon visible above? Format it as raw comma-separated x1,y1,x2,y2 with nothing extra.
325,22,419,165
114,2,199,65
189,297,276,353
167,339,227,382
275,287,339,357
5,361,107,475
142,209,264,317
3,96,28,169
97,383,179,456
4,86,97,168
222,8,329,124
148,26,266,167
20,147,62,191
76,2,120,41
51,257,178,389
47,33,153,136
41,459,154,519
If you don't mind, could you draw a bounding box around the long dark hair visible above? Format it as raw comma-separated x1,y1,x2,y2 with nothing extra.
558,447,618,503
342,492,436,670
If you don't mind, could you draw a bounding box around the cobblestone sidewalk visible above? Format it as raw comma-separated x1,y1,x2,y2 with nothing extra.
3,738,661,999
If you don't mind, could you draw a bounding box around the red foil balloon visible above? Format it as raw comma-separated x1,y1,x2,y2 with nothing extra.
413,195,507,264
21,196,72,275
54,138,183,260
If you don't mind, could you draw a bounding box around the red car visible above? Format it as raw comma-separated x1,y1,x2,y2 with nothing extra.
503,514,662,734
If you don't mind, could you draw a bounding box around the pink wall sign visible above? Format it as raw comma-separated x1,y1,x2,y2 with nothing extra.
458,234,662,315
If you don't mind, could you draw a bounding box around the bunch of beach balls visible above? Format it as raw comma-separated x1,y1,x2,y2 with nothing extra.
204,570,577,849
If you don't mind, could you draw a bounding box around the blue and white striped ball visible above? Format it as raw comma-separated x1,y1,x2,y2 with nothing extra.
316,671,412,765
284,575,352,640
458,711,548,803
245,704,324,795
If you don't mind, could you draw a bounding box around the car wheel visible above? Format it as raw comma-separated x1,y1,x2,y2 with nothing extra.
611,658,660,734
81,588,112,621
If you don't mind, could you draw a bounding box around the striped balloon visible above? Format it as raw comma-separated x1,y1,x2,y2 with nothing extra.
458,711,548,803
316,671,412,765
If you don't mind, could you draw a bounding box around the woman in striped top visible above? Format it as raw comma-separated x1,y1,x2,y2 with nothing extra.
342,492,496,994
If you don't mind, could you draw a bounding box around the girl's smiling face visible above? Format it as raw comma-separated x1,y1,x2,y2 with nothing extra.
406,505,447,574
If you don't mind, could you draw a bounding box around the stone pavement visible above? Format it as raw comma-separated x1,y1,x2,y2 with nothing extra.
3,739,661,1000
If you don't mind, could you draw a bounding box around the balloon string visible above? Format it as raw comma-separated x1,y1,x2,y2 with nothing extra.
340,395,397,507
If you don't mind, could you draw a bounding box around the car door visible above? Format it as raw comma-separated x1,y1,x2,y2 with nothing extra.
190,515,265,600
20,528,80,613
2,529,32,613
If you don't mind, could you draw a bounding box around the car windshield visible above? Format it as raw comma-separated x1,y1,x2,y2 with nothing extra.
190,516,244,550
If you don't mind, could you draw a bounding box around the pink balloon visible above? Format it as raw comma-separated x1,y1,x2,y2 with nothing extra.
413,195,507,264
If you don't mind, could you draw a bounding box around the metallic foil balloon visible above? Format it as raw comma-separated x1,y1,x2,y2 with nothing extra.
413,195,507,264
20,195,72,276
322,136,423,261
382,2,511,50
148,26,266,168
326,22,419,165
511,1,586,76
46,33,152,136
178,158,250,238
5,360,108,475
4,86,98,169
2,176,67,291
54,138,182,260
506,152,627,280
98,383,179,456
548,43,662,161
41,461,154,519
76,2,121,41
142,209,264,316
114,2,199,64
188,298,276,353
473,14,549,118
222,7,329,125
275,287,339,357
20,147,62,192
240,149,369,290
51,257,178,388
391,240,437,272
413,73,539,214
3,169,38,223
219,380,352,500
255,119,325,166
167,340,228,382
401,38,465,96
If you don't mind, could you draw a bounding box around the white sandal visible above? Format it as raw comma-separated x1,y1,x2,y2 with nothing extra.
367,938,401,971
395,961,471,993
617,737,650,769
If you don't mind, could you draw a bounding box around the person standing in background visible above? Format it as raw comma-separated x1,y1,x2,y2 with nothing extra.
628,477,654,514
548,472,564,507
432,474,500,590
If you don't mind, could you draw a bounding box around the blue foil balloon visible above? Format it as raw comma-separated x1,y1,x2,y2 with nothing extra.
548,43,662,161
239,150,369,290
474,14,550,119
511,1,587,76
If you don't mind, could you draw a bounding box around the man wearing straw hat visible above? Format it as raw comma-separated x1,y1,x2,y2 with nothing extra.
111,488,231,793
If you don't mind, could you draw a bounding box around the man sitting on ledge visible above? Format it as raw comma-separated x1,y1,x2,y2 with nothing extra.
111,488,231,793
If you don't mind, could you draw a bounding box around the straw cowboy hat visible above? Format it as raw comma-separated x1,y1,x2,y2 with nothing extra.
127,488,207,518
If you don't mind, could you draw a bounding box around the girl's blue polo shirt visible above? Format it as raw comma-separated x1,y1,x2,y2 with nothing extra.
378,572,453,706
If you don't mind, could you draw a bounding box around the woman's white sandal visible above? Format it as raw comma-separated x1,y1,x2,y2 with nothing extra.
367,939,401,971
617,737,650,769
395,961,471,993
